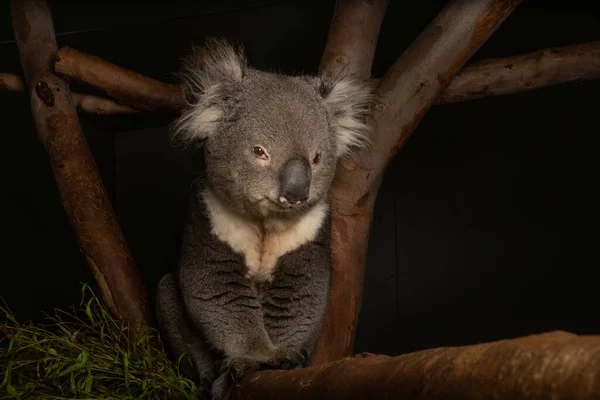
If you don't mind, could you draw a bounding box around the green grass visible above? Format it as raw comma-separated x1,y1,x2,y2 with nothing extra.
0,284,203,400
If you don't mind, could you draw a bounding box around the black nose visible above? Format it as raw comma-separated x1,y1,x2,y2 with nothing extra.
279,158,311,205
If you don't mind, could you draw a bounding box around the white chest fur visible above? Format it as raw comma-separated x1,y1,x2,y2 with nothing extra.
202,188,327,282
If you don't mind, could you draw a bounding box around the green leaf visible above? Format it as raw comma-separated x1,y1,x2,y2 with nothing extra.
70,372,76,394
2,360,12,387
80,284,87,307
58,350,88,377
85,298,95,325
84,375,93,393
7,336,15,353
5,383,20,399
123,352,129,389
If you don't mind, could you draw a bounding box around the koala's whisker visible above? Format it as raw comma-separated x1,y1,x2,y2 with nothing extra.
189,175,202,189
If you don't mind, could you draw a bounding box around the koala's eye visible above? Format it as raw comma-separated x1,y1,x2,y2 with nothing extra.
312,153,321,165
253,146,268,160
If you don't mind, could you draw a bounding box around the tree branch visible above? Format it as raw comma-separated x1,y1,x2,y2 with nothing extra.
54,46,185,114
233,331,600,400
437,40,600,104
308,0,388,366
311,0,522,365
33,41,600,116
0,73,139,115
318,0,389,78
10,0,154,328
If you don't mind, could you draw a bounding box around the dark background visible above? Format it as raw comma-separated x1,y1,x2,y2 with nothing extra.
1,0,598,357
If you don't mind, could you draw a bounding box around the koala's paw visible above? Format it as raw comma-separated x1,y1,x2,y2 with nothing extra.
210,373,230,400
210,357,262,399
222,357,263,381
263,348,308,371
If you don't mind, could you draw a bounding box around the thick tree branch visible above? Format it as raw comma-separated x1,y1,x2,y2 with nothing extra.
372,0,522,175
0,73,138,115
0,72,22,92
233,331,600,400
312,0,522,365
54,46,185,114
10,0,154,328
437,40,600,104
318,0,389,78
37,41,600,116
308,0,388,366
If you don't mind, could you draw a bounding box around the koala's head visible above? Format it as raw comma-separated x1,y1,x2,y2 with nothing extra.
172,38,373,220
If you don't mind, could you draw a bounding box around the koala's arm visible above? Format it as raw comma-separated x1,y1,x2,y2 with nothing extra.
177,194,276,363
155,273,216,382
261,214,332,366
179,257,276,361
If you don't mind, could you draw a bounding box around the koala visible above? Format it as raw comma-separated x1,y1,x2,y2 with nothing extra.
155,38,373,400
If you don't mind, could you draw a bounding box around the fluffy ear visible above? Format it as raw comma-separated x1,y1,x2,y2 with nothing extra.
318,70,374,158
171,38,246,146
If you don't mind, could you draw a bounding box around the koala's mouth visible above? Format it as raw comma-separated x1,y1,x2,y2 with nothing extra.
263,197,305,212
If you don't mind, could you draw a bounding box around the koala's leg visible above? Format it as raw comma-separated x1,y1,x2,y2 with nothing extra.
178,260,277,398
261,238,331,370
155,273,216,384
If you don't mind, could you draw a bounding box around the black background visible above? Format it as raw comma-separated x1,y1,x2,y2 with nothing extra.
0,0,598,357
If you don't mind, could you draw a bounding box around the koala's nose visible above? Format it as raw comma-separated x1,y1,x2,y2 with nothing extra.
279,158,311,205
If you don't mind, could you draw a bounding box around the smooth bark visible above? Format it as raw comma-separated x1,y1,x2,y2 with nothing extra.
0,73,138,115
233,331,600,400
10,0,154,328
318,0,389,78
34,41,600,114
54,46,185,114
311,0,522,365
437,40,600,104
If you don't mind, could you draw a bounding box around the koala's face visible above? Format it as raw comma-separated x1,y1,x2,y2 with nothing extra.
202,72,340,218
173,39,373,220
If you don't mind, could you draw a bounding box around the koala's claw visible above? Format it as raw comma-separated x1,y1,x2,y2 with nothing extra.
300,348,308,364
264,348,307,371
211,357,264,399
219,357,261,382
229,369,240,387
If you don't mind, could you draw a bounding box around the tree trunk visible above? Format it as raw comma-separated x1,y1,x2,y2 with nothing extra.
10,0,154,328
310,0,522,365
318,0,389,78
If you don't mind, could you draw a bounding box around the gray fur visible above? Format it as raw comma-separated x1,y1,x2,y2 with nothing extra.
156,38,373,400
